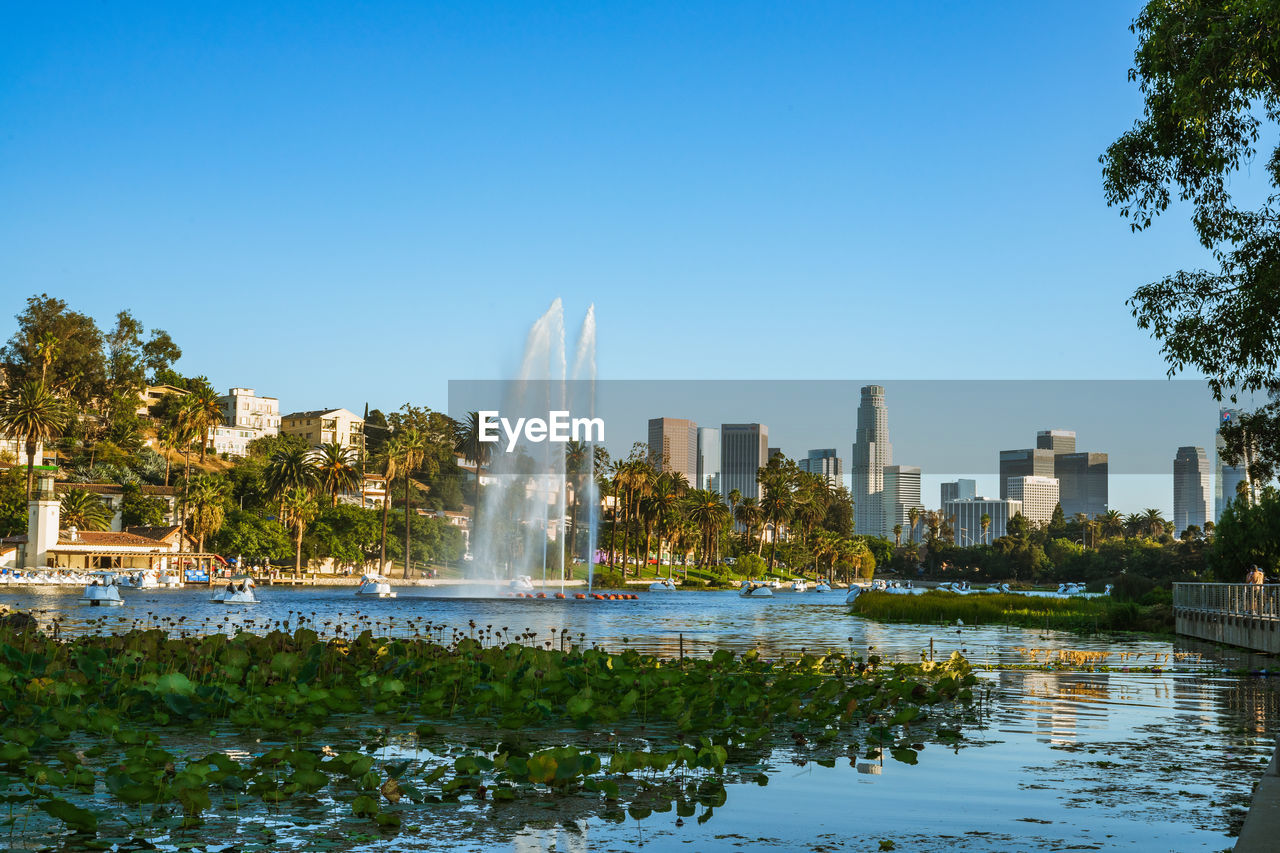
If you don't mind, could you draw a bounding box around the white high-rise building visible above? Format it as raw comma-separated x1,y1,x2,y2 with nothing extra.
799,449,843,489
1173,446,1211,537
697,427,721,493
883,465,922,540
1006,475,1059,525
852,385,892,538
945,497,1022,545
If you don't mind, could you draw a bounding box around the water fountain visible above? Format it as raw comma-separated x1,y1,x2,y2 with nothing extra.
466,299,600,594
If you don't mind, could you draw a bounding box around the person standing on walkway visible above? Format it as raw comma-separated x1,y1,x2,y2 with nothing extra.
1247,564,1266,614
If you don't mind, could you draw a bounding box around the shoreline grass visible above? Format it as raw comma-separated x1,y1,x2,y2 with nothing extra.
851,590,1174,635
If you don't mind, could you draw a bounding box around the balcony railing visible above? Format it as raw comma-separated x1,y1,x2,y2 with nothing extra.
1174,583,1280,621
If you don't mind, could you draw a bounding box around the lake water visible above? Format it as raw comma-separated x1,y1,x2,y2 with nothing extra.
2,585,1275,851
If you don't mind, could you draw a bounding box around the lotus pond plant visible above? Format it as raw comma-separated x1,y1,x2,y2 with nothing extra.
0,622,979,848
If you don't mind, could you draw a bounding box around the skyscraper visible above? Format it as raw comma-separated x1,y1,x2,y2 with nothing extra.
696,427,720,493
1006,475,1060,524
1055,452,1109,518
798,449,843,489
883,465,922,540
1173,446,1211,537
1036,429,1077,455
998,449,1055,499
647,418,698,485
1216,407,1248,521
940,479,977,506
851,385,892,538
721,423,769,501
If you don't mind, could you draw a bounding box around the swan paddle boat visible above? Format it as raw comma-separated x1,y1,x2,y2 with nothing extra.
791,579,807,592
211,576,257,604
739,580,774,597
79,573,125,606
648,579,677,591
813,580,832,593
356,574,396,598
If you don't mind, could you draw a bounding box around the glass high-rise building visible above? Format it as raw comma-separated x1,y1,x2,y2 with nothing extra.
696,427,720,494
721,423,769,501
852,385,892,538
1173,446,1211,537
647,418,698,486
940,479,977,506
1036,429,1077,455
799,449,843,489
883,465,922,540
1215,407,1248,521
998,449,1055,500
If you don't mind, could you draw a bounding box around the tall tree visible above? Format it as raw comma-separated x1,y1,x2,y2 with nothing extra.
187,474,231,552
1104,2,1280,476
265,445,318,518
0,381,69,498
0,295,105,406
395,429,427,578
280,487,318,578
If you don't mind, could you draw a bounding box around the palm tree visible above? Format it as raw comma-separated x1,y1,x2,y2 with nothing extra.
980,512,991,544
313,442,359,507
453,411,492,550
187,387,224,463
186,473,231,552
59,489,112,532
395,429,428,579
564,439,591,574
265,445,318,518
685,489,730,569
1098,509,1125,539
0,380,69,498
908,506,921,543
759,473,793,571
1142,508,1167,538
1124,512,1145,538
646,473,684,579
280,486,318,578
34,332,60,384
372,437,401,571
734,497,762,554
893,524,903,546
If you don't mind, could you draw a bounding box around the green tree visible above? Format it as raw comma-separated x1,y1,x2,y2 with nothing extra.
394,429,427,579
312,442,359,507
1104,2,1280,475
58,489,112,532
120,483,168,527
0,468,26,537
0,380,70,498
212,509,292,566
0,294,105,405
265,445,318,516
186,474,231,552
280,487,319,578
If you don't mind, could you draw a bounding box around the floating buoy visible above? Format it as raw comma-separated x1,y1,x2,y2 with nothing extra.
555,593,566,599
575,593,586,599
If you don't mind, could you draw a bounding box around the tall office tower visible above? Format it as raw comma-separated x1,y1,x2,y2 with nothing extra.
798,449,843,489
998,448,1056,500
944,497,1022,545
1036,429,1077,455
721,424,769,501
852,385,893,538
1006,475,1060,524
1216,407,1248,521
883,466,922,540
1055,452,1109,518
647,418,698,485
696,427,721,493
940,479,977,506
768,447,783,460
1173,446,1211,537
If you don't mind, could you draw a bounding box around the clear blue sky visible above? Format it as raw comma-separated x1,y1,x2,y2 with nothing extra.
0,2,1224,477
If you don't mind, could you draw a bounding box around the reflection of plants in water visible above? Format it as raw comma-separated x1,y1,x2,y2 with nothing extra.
0,626,977,847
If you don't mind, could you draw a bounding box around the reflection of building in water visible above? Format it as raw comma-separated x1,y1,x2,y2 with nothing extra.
513,822,591,853
997,671,1113,746
1218,676,1280,736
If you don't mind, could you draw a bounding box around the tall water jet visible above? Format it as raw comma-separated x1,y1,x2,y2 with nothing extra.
466,299,597,593
570,305,598,592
